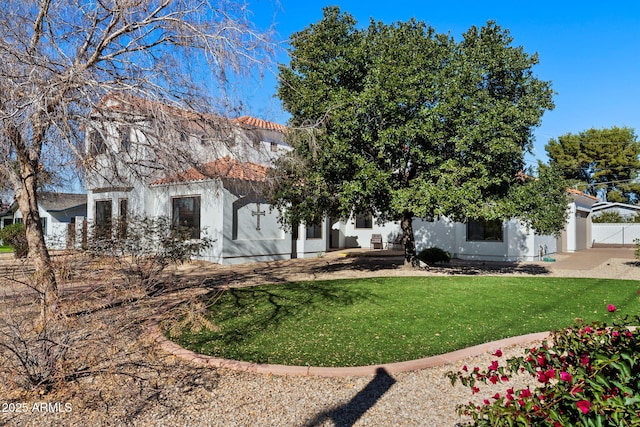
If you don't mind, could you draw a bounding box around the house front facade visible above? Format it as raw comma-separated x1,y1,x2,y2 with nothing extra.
84,96,600,265
85,96,294,264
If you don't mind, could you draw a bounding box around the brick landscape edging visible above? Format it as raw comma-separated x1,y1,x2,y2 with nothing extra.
148,320,550,377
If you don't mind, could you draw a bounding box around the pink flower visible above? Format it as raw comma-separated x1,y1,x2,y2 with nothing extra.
576,400,591,414
489,375,499,384
520,388,532,398
544,369,556,380
489,360,499,371
579,355,590,366
483,399,490,405
560,371,573,383
493,393,501,400
570,385,584,396
537,371,549,383
607,304,617,312
472,386,480,394
462,365,468,372
493,349,503,357
537,355,546,367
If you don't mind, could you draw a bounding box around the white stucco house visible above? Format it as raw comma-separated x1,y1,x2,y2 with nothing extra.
1,193,87,249
85,96,296,264
84,96,600,265
320,186,598,262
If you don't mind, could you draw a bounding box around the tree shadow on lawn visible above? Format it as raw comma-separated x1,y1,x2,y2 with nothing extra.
170,253,551,295
302,255,551,277
189,281,375,349
432,259,551,276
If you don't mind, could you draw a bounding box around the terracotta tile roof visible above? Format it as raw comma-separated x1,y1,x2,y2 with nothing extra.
151,156,268,185
567,187,599,201
233,116,287,132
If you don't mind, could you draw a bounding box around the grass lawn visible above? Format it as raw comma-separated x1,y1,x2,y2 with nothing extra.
0,246,13,253
170,276,640,367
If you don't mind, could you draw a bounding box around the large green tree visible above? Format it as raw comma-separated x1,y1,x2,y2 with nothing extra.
268,7,567,263
545,126,640,203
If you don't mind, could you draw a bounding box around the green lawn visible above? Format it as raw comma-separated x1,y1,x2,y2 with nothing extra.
170,276,640,367
0,246,13,253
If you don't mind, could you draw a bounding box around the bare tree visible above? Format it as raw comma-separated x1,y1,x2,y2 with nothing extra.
0,0,274,319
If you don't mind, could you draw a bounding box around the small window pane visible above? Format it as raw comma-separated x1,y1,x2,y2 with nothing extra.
172,196,201,239
355,213,373,229
306,223,322,239
95,200,112,239
467,219,503,241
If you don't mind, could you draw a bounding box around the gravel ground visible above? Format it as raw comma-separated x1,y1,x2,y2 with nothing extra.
0,249,637,427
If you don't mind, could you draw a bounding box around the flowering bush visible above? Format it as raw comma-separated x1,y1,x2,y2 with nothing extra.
447,306,640,426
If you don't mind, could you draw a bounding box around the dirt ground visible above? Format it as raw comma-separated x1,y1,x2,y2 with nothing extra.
0,248,637,426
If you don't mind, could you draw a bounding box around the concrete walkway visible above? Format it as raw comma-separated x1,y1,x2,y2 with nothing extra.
550,247,636,271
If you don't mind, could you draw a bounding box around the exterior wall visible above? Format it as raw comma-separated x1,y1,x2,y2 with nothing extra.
563,197,596,252
333,217,403,249
592,223,640,246
13,204,86,250
148,180,226,264
415,218,556,262
295,220,330,258
221,187,291,264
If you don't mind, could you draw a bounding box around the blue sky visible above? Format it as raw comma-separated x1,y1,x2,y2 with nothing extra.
242,0,640,167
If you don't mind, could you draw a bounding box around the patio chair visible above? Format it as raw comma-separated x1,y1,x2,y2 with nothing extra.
370,234,383,249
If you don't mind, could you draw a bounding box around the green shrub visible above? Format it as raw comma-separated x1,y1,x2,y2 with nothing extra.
448,305,640,426
592,211,624,223
0,223,28,258
88,215,212,293
417,247,450,264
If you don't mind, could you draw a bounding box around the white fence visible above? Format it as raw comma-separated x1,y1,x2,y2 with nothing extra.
591,223,640,246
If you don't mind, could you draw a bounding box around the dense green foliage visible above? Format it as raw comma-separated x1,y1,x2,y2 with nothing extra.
450,310,640,426
592,211,640,223
417,247,451,264
546,126,640,203
168,276,636,367
0,223,28,258
268,7,566,261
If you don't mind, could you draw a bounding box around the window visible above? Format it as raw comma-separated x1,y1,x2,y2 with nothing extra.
172,196,201,239
95,200,112,239
467,219,503,242
355,213,373,229
270,141,278,152
120,126,131,153
88,129,106,155
40,217,47,235
118,199,128,239
306,222,322,239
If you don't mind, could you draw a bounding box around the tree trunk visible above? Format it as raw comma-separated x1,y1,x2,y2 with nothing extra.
16,171,58,321
400,211,416,266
